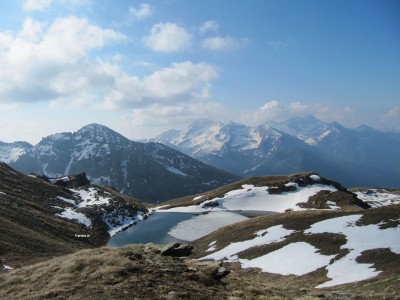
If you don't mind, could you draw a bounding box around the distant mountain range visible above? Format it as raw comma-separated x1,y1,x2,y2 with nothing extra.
150,116,400,188
0,124,240,203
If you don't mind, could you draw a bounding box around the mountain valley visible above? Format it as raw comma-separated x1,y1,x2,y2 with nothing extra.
0,164,399,299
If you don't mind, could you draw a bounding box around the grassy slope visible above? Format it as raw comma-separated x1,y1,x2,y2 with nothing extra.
1,207,398,300
191,205,400,299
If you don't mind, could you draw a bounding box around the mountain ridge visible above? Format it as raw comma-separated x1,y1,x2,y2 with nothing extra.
150,116,400,188
0,124,240,203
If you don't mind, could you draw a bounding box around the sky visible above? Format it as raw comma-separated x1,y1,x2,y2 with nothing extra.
0,0,399,144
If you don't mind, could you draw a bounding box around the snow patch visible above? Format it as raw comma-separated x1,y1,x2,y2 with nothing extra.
240,242,335,276
305,214,400,288
56,208,92,227
206,241,217,252
56,196,76,205
201,225,295,261
310,175,321,181
355,189,400,207
166,166,188,177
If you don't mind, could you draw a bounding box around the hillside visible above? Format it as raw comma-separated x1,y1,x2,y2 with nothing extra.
190,205,400,299
0,163,149,268
0,167,399,299
0,124,240,203
1,207,399,299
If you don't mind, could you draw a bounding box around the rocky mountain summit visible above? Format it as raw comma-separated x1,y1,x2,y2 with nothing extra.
151,116,400,188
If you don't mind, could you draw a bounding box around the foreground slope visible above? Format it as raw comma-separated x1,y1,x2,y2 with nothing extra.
0,163,148,267
3,124,240,203
191,205,400,298
1,207,398,300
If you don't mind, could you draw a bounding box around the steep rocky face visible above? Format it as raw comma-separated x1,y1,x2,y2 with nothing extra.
4,124,240,203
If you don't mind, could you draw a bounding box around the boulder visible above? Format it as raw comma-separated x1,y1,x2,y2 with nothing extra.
161,243,193,257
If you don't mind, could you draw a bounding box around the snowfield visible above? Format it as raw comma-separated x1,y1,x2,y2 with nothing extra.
201,214,400,288
56,208,92,227
160,181,338,214
201,225,294,261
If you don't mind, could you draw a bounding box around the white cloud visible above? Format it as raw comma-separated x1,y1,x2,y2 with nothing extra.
23,0,53,11
381,106,400,131
129,3,152,20
119,101,224,140
99,61,218,109
22,0,90,11
0,16,127,104
239,100,355,126
202,36,249,51
269,39,295,50
385,106,400,118
143,22,192,53
199,20,219,34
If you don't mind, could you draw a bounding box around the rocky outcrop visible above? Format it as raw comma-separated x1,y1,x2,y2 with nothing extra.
161,243,193,257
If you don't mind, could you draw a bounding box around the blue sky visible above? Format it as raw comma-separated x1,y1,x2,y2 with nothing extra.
0,0,399,144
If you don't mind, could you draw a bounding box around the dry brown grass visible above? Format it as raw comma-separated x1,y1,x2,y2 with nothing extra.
0,244,227,300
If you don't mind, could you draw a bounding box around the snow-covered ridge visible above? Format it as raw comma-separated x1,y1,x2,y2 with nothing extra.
0,143,30,163
160,176,339,214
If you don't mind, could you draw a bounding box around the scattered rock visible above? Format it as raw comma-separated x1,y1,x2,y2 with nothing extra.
161,243,193,257
211,266,230,280
50,173,90,188
202,200,219,208
268,185,297,194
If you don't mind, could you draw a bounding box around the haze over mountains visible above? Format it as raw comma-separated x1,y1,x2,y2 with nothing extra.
150,116,400,188
0,124,239,203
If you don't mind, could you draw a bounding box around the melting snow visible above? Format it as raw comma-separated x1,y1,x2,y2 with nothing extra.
56,208,92,227
240,242,335,276
206,241,217,252
166,166,188,177
168,211,248,241
71,187,111,207
201,213,400,288
305,214,400,288
201,225,295,261
56,196,76,205
310,174,321,181
355,189,400,207
106,211,144,237
162,184,337,214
